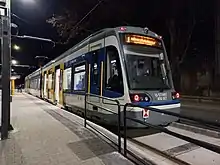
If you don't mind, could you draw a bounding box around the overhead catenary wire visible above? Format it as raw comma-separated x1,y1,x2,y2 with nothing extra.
72,0,104,31
58,0,105,44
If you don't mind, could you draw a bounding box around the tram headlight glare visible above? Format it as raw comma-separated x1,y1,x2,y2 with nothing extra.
144,96,149,102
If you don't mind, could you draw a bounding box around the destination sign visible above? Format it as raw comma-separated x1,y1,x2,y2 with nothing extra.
125,34,162,48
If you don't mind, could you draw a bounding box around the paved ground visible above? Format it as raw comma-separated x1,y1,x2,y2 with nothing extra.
1,92,219,165
0,93,134,165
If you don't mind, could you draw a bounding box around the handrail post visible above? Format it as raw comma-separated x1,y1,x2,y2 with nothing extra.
84,94,87,127
123,104,128,157
84,93,125,155
117,101,121,154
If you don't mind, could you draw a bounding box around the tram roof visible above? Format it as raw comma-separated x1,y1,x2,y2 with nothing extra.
26,26,160,78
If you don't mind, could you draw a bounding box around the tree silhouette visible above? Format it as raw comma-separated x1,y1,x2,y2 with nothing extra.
46,0,136,44
164,0,197,90
46,0,104,44
46,0,197,91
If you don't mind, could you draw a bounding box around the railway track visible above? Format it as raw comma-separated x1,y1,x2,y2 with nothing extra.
178,119,220,133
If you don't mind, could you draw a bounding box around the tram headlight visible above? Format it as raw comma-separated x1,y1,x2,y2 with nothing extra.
144,96,149,102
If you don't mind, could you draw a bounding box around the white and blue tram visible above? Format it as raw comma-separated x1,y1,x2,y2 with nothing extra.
25,26,180,127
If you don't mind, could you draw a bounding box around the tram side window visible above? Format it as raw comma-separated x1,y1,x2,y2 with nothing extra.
63,68,72,91
34,79,37,89
38,77,41,89
73,63,86,91
31,78,37,89
30,80,32,89
105,46,124,94
36,78,38,89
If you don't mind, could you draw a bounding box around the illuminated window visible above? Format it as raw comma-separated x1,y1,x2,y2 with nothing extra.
105,46,124,94
73,63,86,91
48,74,53,89
63,68,72,90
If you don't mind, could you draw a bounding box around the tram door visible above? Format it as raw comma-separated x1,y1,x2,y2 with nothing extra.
87,46,105,109
43,71,48,99
55,67,61,104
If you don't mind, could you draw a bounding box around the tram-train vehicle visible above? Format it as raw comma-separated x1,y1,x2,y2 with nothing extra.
25,26,181,127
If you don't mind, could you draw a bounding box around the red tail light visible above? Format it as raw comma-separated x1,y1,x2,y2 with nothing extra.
134,94,140,102
172,92,180,99
176,92,180,99
130,94,150,102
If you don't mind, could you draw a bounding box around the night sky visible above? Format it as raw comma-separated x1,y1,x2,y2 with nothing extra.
10,0,215,85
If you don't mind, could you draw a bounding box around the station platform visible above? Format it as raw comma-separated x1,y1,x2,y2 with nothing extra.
0,93,134,165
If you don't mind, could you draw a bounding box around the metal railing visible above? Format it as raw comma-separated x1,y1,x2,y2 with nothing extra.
84,93,121,153
84,94,220,164
123,103,220,157
84,94,148,164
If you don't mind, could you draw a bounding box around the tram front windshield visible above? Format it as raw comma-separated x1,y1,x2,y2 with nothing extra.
125,51,171,90
121,33,172,91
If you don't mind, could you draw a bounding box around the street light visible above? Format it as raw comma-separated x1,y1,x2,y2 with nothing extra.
13,44,20,51
11,59,17,65
20,0,36,5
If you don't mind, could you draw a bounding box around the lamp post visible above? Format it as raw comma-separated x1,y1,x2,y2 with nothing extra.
0,0,55,139
0,0,11,140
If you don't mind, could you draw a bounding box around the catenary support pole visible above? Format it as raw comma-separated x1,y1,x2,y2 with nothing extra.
1,0,12,140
